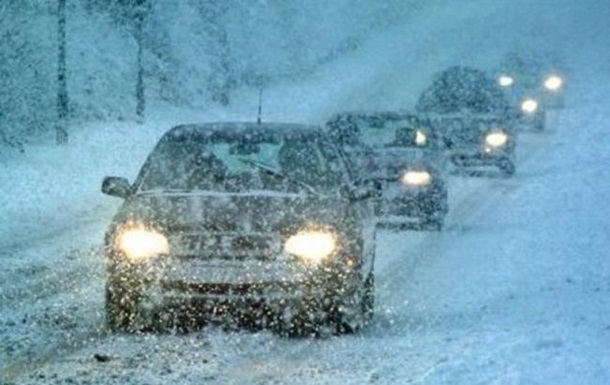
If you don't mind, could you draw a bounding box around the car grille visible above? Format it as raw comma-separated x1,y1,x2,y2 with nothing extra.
170,233,282,261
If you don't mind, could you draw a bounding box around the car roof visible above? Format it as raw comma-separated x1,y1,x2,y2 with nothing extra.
163,122,324,142
425,112,506,121
327,110,425,124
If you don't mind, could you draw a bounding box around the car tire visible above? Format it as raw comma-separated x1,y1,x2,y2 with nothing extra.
276,274,371,337
328,284,367,335
535,111,546,131
421,215,444,231
498,157,516,177
362,272,375,324
274,297,324,337
105,280,148,333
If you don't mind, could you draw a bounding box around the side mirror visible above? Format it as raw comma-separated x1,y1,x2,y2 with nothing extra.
101,176,132,199
348,179,382,202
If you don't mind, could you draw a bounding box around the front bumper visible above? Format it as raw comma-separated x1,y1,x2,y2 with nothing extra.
450,145,514,167
376,184,447,222
107,253,359,313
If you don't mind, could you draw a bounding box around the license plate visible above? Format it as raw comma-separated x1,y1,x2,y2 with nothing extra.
171,233,281,259
163,259,300,285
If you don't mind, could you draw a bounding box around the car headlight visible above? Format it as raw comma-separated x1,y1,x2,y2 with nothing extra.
498,74,515,87
284,230,337,264
116,227,169,262
485,130,508,148
543,74,563,92
521,98,539,114
415,130,427,146
401,170,431,187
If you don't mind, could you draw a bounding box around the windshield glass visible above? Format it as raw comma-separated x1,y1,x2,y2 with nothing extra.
333,116,430,149
137,135,341,193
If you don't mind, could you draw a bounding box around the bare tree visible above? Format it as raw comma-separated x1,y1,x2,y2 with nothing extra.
193,0,232,106
56,0,69,144
134,0,146,122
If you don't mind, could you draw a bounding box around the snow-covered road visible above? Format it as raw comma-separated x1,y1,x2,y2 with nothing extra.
5,101,609,384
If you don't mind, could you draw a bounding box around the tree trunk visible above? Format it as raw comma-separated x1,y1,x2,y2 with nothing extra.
56,0,68,144
196,0,231,106
135,0,146,122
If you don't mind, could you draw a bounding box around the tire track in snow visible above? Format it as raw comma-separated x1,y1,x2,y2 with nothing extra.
0,231,108,383
0,246,102,307
376,128,554,315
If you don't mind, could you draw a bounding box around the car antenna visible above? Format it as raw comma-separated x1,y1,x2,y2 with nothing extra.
257,88,263,124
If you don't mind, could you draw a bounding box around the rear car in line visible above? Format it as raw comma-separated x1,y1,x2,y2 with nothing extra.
326,111,448,230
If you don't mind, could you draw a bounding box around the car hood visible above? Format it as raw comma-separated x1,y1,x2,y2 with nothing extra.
109,190,355,235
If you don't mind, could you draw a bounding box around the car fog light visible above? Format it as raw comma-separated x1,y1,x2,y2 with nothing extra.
284,230,336,264
415,130,427,146
498,74,515,87
543,75,563,92
401,170,431,187
485,131,508,148
117,227,169,262
521,98,539,114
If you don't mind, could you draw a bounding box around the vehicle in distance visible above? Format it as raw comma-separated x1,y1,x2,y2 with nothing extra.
416,66,519,176
327,111,448,230
496,50,567,110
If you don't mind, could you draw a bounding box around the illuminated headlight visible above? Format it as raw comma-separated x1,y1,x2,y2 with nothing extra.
485,130,508,148
521,98,539,114
116,227,169,262
401,170,431,187
543,75,563,91
284,230,337,264
415,130,427,146
498,74,515,87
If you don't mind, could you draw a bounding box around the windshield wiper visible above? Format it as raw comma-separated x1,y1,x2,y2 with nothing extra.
237,157,318,195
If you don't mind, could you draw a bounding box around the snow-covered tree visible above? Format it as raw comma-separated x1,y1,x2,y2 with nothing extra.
0,1,55,150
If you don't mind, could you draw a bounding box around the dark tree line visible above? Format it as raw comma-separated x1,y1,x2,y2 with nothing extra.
1,0,412,152
57,0,68,144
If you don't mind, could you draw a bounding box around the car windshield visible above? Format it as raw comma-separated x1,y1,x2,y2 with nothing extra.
332,116,429,149
137,134,341,193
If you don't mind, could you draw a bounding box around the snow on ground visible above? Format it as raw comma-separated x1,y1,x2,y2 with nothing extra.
2,0,610,384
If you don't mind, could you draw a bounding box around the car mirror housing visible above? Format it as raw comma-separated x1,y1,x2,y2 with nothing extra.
102,176,132,199
348,179,381,202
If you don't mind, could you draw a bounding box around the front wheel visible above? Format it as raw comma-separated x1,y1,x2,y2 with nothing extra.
497,157,516,177
105,280,151,333
276,274,372,337
362,272,375,323
535,111,546,131
421,215,444,231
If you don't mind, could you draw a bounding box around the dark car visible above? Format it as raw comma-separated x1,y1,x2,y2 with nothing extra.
416,66,518,176
101,122,376,336
495,62,548,131
512,91,546,131
326,111,448,230
429,114,517,176
495,51,567,110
